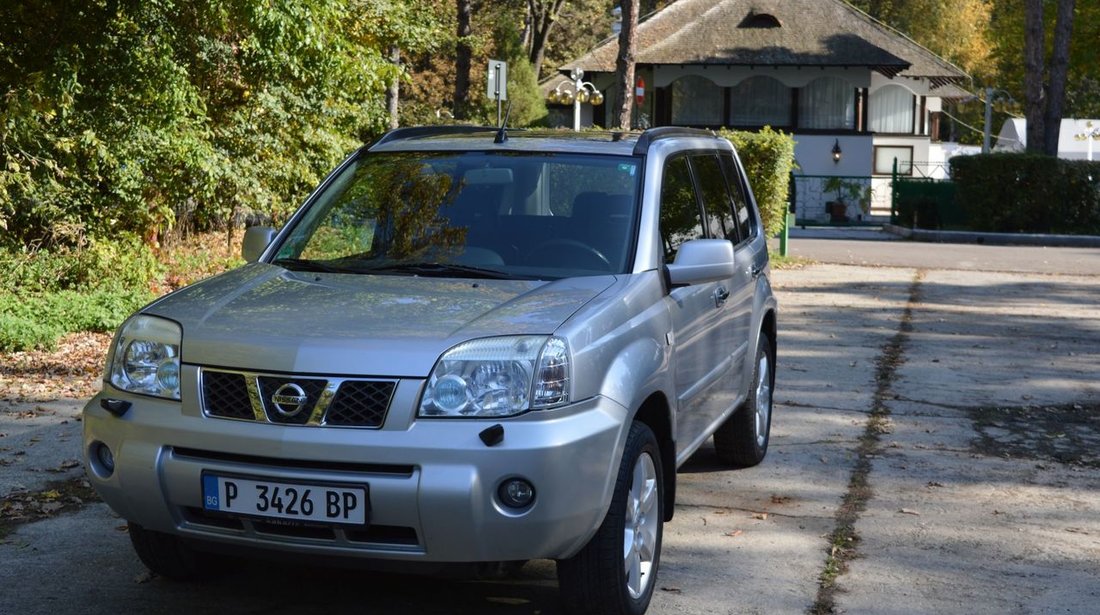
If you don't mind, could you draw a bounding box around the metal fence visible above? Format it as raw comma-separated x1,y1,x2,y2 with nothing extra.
791,174,877,225
890,160,961,228
791,160,954,226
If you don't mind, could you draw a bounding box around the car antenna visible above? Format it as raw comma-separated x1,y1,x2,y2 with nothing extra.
494,101,513,144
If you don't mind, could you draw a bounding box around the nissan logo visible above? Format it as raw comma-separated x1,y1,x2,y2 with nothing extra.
271,383,308,417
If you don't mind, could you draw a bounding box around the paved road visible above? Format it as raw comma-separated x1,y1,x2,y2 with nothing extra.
2,234,1098,614
783,226,1100,275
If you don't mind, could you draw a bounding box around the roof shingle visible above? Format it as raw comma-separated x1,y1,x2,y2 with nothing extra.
564,0,968,86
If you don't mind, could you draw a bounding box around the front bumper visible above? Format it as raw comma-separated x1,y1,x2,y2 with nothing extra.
83,374,628,563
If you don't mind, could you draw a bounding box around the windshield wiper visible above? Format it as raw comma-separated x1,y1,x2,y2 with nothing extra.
357,262,516,279
271,258,353,274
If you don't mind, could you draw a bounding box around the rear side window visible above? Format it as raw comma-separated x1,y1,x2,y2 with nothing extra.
658,156,704,263
693,153,739,243
720,154,755,242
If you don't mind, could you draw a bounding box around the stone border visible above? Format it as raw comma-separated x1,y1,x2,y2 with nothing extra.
883,224,1100,248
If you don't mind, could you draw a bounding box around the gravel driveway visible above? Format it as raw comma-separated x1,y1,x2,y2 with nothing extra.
2,257,1098,614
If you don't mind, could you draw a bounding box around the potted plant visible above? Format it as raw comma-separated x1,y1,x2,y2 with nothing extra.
823,177,872,222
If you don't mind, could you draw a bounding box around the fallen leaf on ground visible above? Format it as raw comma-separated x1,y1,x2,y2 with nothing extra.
724,530,744,538
898,508,920,516
660,587,682,594
753,512,768,520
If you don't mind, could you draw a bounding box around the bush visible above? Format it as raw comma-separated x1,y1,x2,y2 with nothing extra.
894,179,960,229
0,235,158,294
719,127,797,237
0,234,159,352
949,154,1100,234
0,286,152,352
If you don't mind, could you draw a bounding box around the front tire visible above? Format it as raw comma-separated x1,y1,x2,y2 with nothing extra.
714,332,775,467
128,523,210,581
558,421,664,615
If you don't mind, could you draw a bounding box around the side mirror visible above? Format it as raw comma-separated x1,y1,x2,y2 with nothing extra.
666,239,736,286
242,226,276,263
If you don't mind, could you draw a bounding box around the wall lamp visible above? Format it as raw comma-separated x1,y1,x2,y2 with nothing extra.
832,139,843,164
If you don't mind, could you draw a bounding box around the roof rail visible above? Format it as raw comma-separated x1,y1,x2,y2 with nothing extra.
369,125,497,149
632,127,717,155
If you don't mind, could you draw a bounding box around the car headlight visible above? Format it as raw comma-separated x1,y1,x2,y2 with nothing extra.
108,315,182,400
419,336,570,418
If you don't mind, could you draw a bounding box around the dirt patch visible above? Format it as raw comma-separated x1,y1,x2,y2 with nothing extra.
970,403,1100,468
812,270,925,615
0,332,110,402
0,476,100,540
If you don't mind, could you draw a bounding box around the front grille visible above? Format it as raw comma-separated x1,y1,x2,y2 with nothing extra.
199,369,397,428
327,381,395,427
258,376,327,425
202,371,254,420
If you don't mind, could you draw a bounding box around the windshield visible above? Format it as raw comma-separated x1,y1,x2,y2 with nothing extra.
272,151,641,279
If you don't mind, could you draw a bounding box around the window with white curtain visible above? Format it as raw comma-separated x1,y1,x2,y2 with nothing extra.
670,76,724,126
729,76,791,127
870,85,915,133
798,77,855,130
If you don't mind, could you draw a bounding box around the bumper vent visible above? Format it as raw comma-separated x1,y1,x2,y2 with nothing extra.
199,369,396,429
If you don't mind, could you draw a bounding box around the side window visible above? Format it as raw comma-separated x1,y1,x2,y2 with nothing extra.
720,154,755,242
658,156,704,263
693,153,739,243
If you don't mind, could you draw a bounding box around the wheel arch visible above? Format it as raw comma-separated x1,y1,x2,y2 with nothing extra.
633,392,677,522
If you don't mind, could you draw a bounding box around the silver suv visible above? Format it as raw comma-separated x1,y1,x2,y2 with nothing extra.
83,126,777,615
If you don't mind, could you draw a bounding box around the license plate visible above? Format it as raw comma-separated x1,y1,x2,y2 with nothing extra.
202,474,368,525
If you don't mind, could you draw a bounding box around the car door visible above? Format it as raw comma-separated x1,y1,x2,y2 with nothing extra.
686,152,748,433
720,151,764,389
659,154,735,458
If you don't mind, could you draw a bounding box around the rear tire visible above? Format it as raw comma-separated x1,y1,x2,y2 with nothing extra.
558,422,664,615
128,523,209,581
714,332,775,468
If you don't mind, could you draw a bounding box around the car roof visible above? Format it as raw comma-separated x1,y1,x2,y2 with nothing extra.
366,126,723,157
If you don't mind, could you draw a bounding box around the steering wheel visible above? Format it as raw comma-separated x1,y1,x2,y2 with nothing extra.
524,239,612,270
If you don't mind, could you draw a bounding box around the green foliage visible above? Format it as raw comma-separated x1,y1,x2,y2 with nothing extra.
949,153,1100,234
0,287,152,352
893,179,961,229
0,236,158,294
487,23,548,127
0,234,158,351
719,127,797,238
0,0,441,251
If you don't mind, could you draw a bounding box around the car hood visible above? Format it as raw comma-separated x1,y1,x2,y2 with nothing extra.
146,263,615,377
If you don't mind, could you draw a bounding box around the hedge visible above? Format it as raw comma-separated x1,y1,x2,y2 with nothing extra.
720,127,797,238
949,154,1100,234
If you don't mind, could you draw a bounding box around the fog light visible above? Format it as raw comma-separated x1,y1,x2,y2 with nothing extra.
498,478,535,509
94,442,115,475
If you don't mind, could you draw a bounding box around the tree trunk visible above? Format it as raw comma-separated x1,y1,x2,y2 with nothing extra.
528,0,564,81
386,45,401,130
454,0,473,120
614,0,640,129
1043,0,1076,156
1022,0,1045,154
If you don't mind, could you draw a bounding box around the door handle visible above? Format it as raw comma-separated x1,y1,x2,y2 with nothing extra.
713,286,730,308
